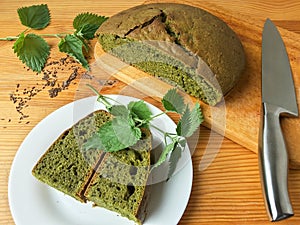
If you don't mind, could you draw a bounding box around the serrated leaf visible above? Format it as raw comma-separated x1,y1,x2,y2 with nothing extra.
76,35,90,52
17,4,50,29
176,103,203,137
58,34,89,69
82,132,104,151
98,118,141,152
167,143,182,180
128,101,152,121
162,88,185,114
73,13,108,40
13,33,50,72
76,24,101,40
152,142,175,169
110,105,129,117
176,106,190,137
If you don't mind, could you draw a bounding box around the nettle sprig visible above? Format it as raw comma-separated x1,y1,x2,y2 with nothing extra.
0,4,107,72
85,85,204,178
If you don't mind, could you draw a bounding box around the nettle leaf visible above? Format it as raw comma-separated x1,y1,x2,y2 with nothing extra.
152,138,185,176
110,105,130,118
162,88,185,114
128,101,152,121
176,103,203,137
76,35,90,53
82,133,104,151
73,13,108,39
58,34,89,69
98,118,141,152
17,4,50,29
76,24,101,40
168,142,183,179
152,142,175,169
13,33,50,72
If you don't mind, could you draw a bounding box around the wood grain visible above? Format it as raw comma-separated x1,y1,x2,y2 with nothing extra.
0,1,300,225
182,0,300,169
95,0,300,168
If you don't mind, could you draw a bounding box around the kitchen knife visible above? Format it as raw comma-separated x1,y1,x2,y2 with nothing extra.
259,18,298,221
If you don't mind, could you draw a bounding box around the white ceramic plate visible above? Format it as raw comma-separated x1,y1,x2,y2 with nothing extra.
8,95,193,225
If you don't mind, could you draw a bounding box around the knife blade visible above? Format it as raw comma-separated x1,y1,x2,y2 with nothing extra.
259,18,298,221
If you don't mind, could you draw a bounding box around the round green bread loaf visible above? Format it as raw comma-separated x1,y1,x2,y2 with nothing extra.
97,3,245,105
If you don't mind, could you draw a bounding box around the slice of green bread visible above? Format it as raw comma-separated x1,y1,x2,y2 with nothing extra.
84,128,152,225
32,110,152,224
97,3,246,105
32,110,112,202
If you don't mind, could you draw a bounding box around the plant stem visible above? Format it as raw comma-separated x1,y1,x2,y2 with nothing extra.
39,33,67,38
0,36,19,41
86,84,112,109
86,84,124,110
0,33,68,41
150,124,177,140
148,112,165,121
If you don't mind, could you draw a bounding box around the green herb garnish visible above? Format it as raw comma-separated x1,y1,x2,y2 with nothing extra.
85,85,204,179
0,4,108,72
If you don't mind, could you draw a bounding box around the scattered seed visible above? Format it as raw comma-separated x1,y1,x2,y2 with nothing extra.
9,55,84,124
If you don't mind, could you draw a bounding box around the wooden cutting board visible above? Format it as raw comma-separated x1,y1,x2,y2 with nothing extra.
94,0,300,168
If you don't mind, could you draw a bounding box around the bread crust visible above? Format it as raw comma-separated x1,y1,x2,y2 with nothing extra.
97,3,246,105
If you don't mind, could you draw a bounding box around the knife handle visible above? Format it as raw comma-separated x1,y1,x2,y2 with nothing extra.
258,102,294,221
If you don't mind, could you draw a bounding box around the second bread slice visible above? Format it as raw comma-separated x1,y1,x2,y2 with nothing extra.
84,128,152,225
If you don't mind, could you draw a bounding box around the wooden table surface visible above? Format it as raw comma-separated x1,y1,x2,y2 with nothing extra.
1,0,300,224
